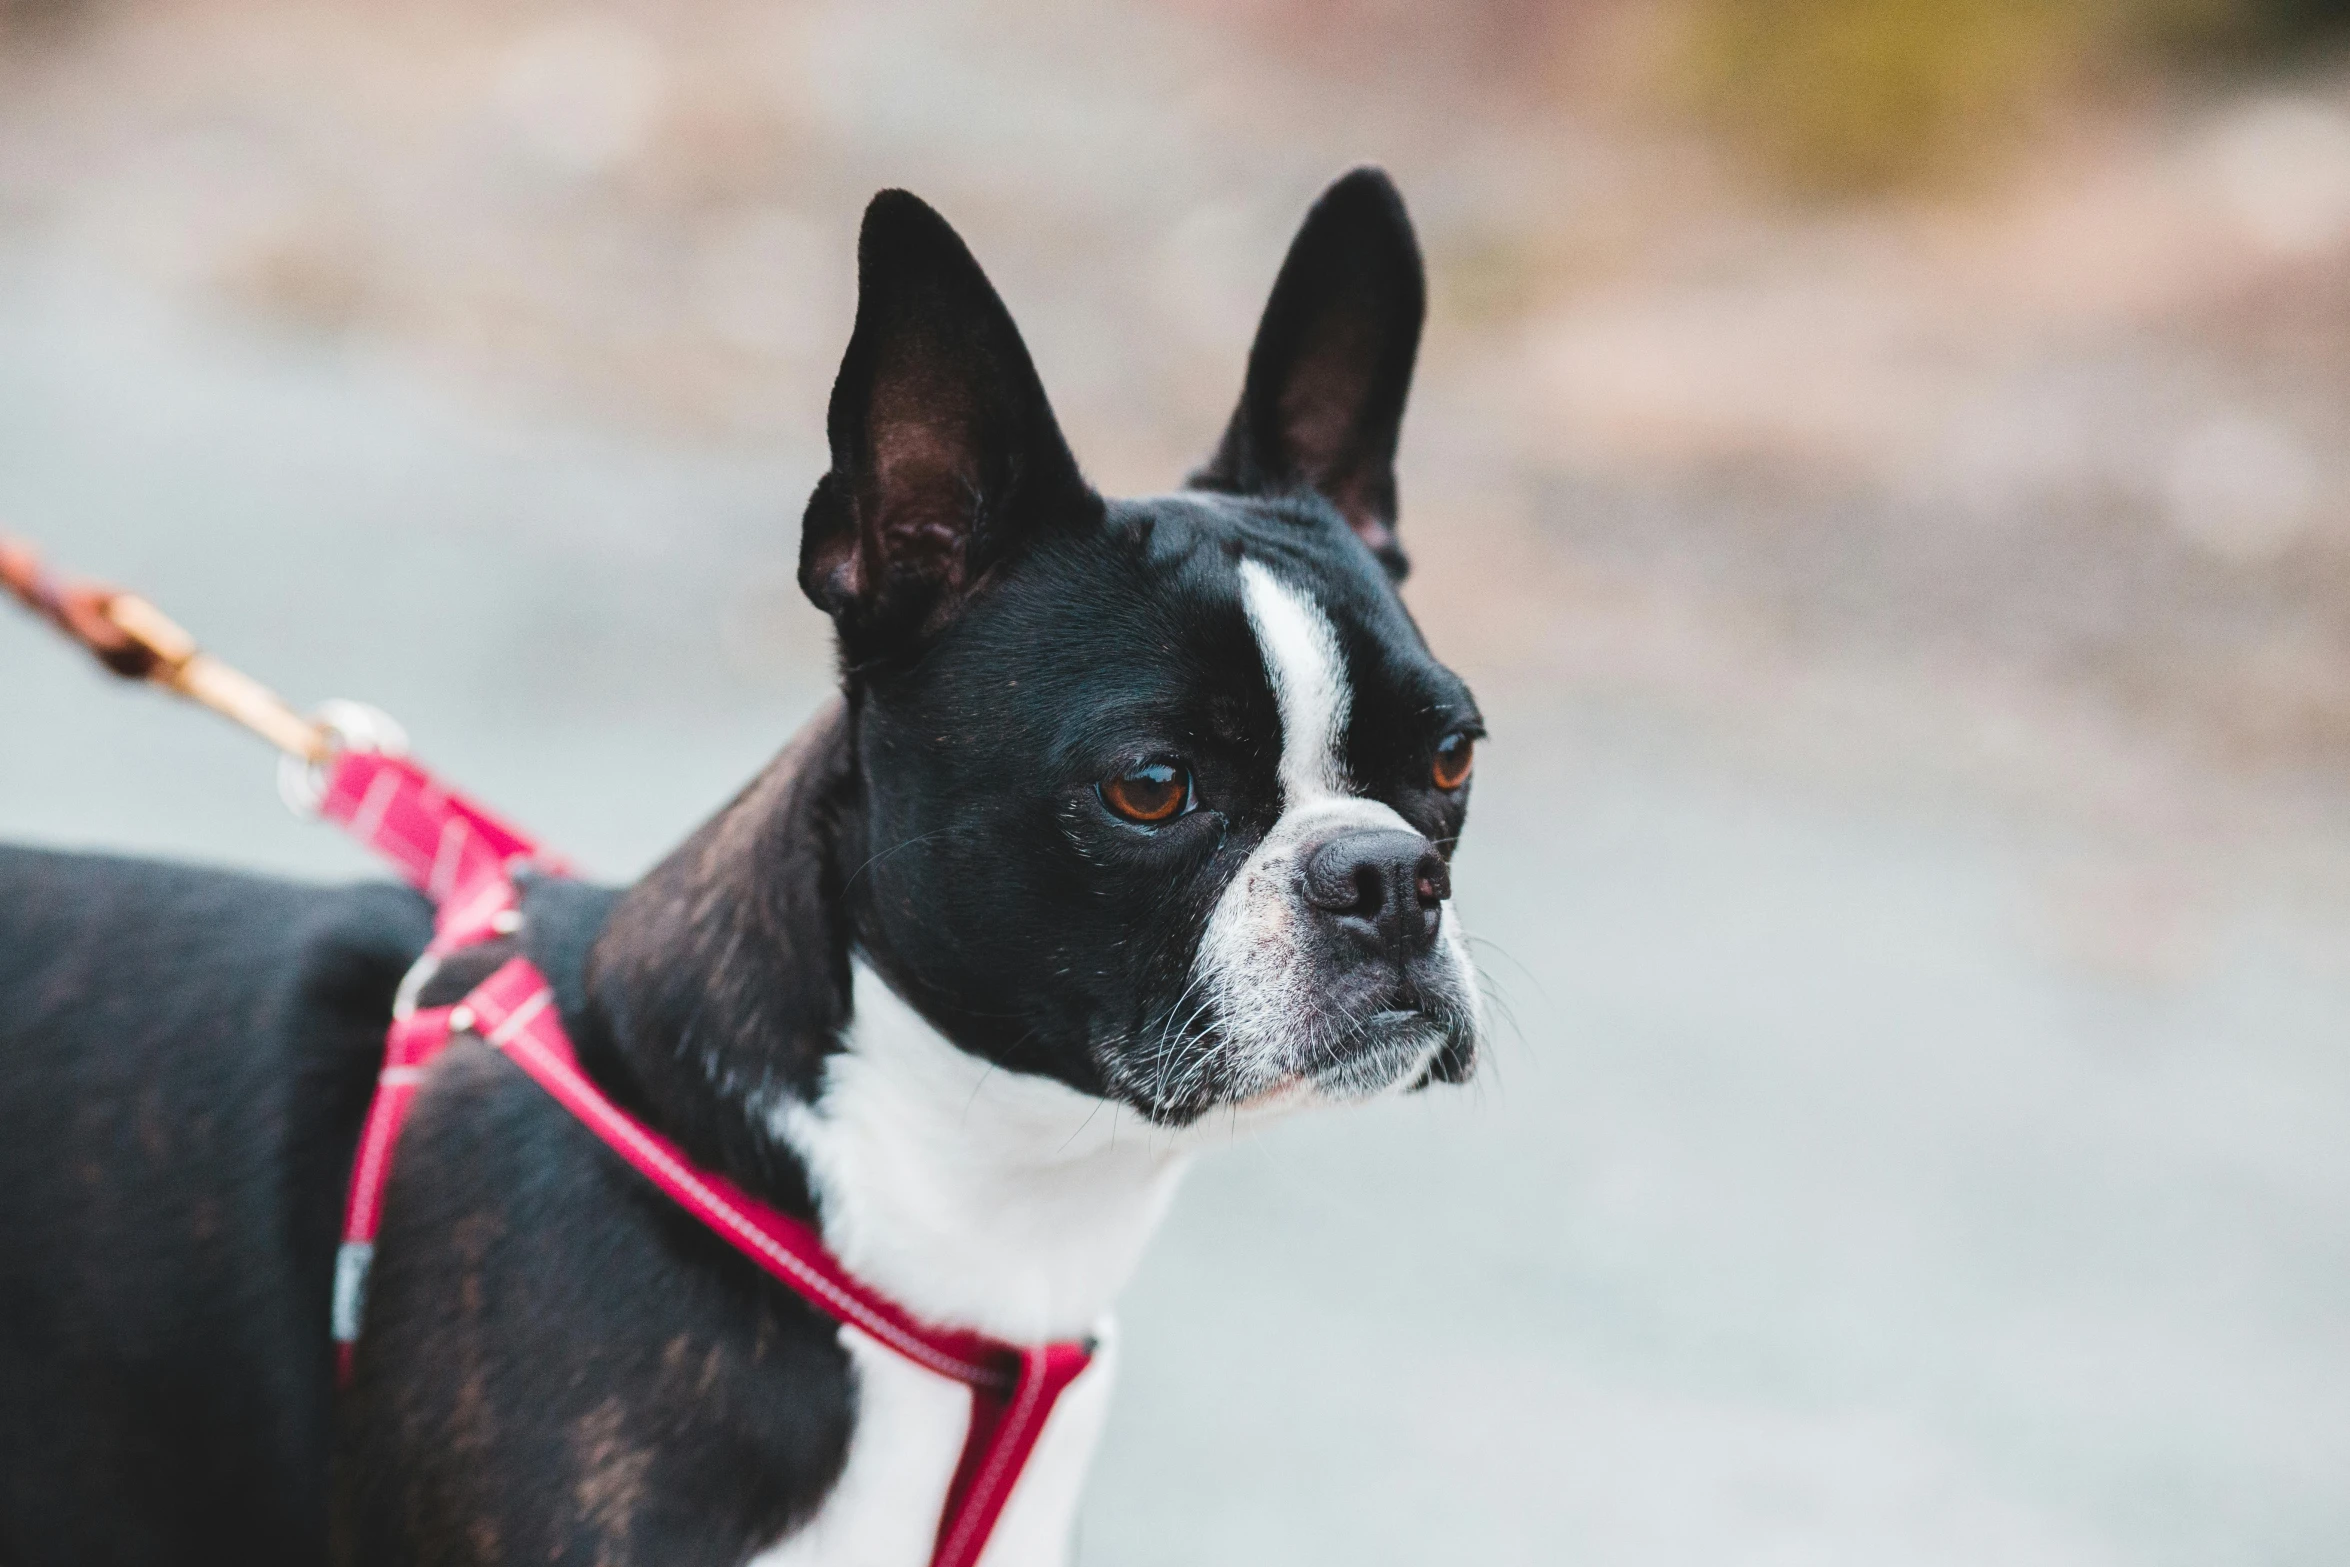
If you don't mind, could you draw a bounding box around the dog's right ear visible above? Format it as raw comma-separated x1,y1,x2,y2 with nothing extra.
1189,167,1426,578
799,191,1091,651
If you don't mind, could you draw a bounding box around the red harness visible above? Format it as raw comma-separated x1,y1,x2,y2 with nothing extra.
321,749,1092,1567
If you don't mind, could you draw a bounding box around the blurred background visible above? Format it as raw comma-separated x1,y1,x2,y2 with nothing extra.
4,0,2349,1561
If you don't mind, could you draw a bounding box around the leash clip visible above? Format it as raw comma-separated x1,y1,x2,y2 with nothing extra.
277,699,410,818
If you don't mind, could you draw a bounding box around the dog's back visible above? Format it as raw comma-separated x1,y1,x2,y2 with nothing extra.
0,846,428,1567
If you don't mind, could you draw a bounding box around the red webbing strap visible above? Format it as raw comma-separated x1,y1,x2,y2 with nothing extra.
323,750,1094,1566
327,750,536,1377
331,1006,455,1382
318,750,540,907
936,1340,1095,1567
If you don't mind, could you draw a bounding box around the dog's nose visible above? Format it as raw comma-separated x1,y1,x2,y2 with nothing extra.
1301,829,1450,958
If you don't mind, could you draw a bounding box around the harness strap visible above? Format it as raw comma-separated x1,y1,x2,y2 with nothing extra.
318,751,540,927
324,749,1090,1567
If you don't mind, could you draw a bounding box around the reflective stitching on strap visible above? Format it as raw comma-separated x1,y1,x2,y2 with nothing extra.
349,767,401,852
427,817,471,901
936,1356,1050,1567
477,987,550,1049
343,1095,400,1238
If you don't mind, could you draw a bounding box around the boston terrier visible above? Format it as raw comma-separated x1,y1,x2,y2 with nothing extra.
0,166,1484,1567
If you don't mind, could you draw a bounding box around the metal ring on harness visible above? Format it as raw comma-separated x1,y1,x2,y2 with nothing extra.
278,700,410,818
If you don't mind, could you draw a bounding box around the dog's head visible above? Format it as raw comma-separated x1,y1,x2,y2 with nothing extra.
801,170,1483,1127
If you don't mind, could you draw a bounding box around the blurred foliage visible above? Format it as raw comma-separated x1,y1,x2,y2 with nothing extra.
1678,0,2350,194
0,0,97,47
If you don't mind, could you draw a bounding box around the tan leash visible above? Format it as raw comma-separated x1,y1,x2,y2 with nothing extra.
0,533,332,763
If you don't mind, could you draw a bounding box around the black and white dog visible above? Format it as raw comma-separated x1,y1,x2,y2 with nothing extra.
0,168,1484,1566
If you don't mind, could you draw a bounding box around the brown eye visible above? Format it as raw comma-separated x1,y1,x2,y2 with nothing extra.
1100,761,1191,824
1432,733,1475,791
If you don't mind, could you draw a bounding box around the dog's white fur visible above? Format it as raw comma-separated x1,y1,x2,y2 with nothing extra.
756,964,1178,1566
1194,559,1476,1092
775,964,1191,1344
1238,556,1353,803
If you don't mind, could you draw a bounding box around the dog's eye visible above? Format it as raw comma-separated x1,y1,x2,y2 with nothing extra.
1431,733,1475,791
1099,762,1192,824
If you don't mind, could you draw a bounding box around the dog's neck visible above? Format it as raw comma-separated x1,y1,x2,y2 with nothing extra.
777,962,1189,1341
587,698,1189,1341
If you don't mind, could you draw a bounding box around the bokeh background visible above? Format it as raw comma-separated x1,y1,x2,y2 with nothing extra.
5,1,2350,1561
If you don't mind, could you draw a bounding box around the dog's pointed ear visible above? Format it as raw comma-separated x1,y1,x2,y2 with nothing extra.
799,190,1091,648
1189,167,1426,578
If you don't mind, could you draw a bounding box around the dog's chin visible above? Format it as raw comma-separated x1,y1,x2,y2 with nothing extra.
1299,1008,1457,1101
1217,1009,1459,1119
1110,1006,1470,1131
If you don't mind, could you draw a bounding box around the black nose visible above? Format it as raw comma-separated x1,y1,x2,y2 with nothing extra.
1301,829,1450,958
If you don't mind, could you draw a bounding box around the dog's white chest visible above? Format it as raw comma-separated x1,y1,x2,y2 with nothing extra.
752,1323,1118,1567
750,964,1174,1565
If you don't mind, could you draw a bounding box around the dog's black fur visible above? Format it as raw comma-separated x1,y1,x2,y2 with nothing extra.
0,169,1481,1566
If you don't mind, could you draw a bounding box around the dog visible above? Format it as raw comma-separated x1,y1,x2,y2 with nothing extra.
0,166,1484,1567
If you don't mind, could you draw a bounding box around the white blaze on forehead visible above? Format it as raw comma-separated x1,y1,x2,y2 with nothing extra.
1237,558,1351,805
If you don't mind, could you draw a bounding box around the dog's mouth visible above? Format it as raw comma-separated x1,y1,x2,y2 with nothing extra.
1114,989,1473,1126
1298,1005,1454,1100
1217,1013,1449,1116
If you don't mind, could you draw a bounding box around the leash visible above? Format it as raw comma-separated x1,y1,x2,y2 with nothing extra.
4,534,1090,1567
1,537,334,760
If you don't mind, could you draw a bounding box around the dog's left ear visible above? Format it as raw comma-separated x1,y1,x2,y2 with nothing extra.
800,190,1091,650
1190,167,1426,578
